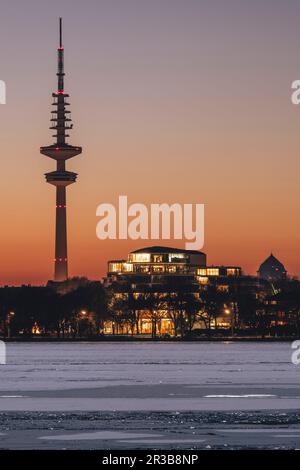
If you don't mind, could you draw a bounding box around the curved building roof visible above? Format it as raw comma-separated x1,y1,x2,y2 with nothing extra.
258,253,287,280
130,246,205,256
258,253,286,271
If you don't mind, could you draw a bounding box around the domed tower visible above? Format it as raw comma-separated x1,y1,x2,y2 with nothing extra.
257,253,287,281
40,18,82,282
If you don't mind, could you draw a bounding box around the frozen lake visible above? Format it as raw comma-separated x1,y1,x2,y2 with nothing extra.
0,341,299,411
0,341,299,449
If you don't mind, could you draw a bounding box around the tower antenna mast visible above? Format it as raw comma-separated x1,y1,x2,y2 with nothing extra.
59,17,62,48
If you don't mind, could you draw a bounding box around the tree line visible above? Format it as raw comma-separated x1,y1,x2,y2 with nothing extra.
0,277,300,338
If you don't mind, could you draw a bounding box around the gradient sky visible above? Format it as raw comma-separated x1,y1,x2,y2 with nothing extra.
0,0,300,285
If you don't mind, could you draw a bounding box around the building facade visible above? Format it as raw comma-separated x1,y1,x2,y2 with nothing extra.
105,246,243,336
107,246,206,278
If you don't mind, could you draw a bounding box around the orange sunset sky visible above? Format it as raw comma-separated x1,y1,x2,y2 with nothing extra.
0,0,300,285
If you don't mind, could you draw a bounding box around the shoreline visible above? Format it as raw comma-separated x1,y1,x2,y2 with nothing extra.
0,336,298,342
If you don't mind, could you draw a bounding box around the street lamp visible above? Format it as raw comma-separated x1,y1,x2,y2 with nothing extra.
76,310,87,337
7,311,15,339
225,308,234,337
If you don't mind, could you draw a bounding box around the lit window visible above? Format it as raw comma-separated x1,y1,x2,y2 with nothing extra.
207,268,219,276
169,253,186,262
139,265,150,273
217,285,229,292
123,263,133,272
227,268,239,276
152,265,165,273
131,253,151,262
109,262,123,272
167,266,176,273
198,268,207,276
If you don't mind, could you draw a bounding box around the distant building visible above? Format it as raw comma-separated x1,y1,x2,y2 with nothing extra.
257,254,287,282
196,266,242,290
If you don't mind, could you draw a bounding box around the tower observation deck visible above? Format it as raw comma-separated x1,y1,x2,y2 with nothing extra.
40,18,82,282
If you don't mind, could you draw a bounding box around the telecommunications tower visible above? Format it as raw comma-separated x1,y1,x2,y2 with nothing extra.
40,18,82,282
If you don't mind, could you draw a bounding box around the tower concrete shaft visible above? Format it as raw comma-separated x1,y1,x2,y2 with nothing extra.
55,185,67,280
40,18,82,282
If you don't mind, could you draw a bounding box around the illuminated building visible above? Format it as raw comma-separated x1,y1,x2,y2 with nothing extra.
196,266,241,289
40,19,82,282
107,246,207,278
105,246,246,336
105,246,206,335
